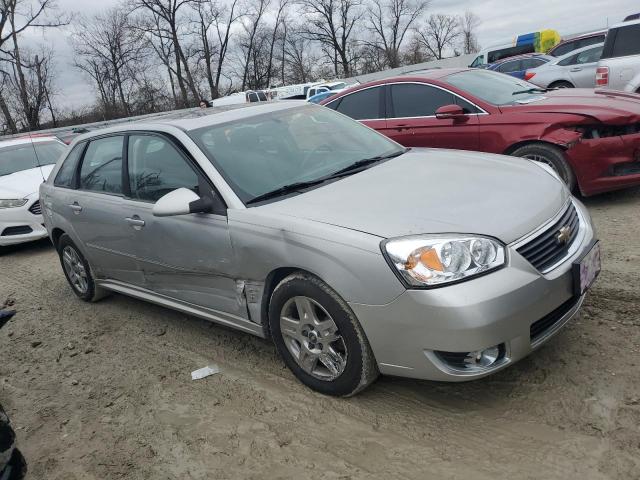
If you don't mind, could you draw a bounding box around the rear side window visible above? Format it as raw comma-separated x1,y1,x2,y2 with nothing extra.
79,136,124,194
390,84,455,117
334,87,382,119
54,143,85,188
127,135,199,202
521,58,547,69
497,60,522,73
576,46,603,64
602,25,640,58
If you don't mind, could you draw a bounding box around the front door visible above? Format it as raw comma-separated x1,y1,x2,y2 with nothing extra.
122,133,246,319
382,83,480,150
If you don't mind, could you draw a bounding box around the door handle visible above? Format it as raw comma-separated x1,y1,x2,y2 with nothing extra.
68,202,82,213
570,67,582,72
125,216,145,228
394,124,411,131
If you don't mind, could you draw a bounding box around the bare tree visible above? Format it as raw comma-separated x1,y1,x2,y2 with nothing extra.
366,0,428,69
72,8,147,118
283,27,316,83
415,13,460,60
459,10,480,54
239,0,270,90
265,0,288,88
0,0,67,132
134,0,201,106
298,0,362,77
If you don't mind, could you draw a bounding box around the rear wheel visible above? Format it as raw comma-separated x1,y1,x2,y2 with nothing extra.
511,143,577,191
269,272,378,396
57,234,106,302
549,80,574,89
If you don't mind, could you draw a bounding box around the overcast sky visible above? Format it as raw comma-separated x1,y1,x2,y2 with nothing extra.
24,0,640,109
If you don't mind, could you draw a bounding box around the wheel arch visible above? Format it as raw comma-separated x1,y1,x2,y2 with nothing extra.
51,227,66,249
259,267,325,338
503,139,567,156
548,80,575,88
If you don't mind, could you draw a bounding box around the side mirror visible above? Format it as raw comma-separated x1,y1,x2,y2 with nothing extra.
435,104,465,119
152,188,212,217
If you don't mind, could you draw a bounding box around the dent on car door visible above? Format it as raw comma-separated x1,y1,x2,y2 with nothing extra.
385,83,480,150
65,135,144,284
122,133,247,319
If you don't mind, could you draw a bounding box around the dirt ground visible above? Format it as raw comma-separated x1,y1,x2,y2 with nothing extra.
1,188,639,480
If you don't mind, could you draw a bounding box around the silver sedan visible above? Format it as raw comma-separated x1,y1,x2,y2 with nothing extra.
526,43,604,88
41,102,600,396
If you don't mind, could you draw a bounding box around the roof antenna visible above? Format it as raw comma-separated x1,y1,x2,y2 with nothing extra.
24,119,46,183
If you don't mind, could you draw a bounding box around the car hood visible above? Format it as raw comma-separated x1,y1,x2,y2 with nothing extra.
501,88,640,123
260,149,568,243
0,165,54,198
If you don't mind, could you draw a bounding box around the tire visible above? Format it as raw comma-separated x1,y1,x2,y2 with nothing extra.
511,143,577,191
268,272,378,397
549,81,574,89
57,234,106,302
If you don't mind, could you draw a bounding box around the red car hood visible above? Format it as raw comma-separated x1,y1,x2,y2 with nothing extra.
500,89,640,123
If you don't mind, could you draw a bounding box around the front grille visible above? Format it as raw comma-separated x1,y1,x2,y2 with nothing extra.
517,203,579,272
530,296,580,342
29,200,42,215
1,226,33,236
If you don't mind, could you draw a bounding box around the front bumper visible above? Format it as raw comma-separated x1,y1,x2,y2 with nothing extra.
350,200,596,382
567,133,640,196
0,195,48,247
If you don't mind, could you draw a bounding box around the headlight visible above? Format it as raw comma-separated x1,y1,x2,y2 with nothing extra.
381,235,506,287
0,199,28,209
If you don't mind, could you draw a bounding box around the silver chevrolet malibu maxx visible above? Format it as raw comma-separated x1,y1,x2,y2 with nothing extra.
40,102,601,396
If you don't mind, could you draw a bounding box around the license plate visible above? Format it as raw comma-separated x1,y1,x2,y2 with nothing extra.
573,241,601,296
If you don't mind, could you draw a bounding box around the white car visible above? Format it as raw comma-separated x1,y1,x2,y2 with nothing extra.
0,136,66,246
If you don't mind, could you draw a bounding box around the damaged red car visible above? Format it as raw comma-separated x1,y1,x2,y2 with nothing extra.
322,68,640,195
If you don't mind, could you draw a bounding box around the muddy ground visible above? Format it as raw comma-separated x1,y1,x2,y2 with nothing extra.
1,188,639,480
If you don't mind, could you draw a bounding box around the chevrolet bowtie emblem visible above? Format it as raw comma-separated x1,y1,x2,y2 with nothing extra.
556,225,572,245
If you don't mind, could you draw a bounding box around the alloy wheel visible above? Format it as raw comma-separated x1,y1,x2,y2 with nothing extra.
62,246,89,294
279,296,348,381
524,154,567,183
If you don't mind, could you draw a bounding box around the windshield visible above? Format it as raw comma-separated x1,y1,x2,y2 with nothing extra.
189,105,404,203
445,70,547,106
0,141,65,177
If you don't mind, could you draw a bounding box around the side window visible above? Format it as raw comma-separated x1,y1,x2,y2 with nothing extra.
558,53,579,66
498,60,521,73
390,84,456,118
127,135,200,203
552,41,578,57
522,58,546,69
335,87,382,120
54,143,85,188
454,97,481,114
611,25,640,57
576,46,603,64
79,136,124,194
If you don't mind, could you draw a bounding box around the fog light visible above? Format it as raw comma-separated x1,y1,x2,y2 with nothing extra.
464,346,500,367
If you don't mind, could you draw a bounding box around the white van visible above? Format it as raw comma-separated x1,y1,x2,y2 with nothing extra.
469,43,537,68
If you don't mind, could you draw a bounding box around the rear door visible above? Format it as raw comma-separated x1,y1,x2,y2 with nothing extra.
326,86,386,132
382,82,480,150
64,135,143,284
122,133,246,318
566,46,603,87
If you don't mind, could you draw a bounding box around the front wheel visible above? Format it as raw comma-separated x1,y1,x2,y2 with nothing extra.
511,143,577,191
269,273,379,396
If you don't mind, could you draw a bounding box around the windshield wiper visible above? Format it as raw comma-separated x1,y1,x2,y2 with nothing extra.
246,178,331,204
328,149,408,178
246,149,408,205
512,87,549,95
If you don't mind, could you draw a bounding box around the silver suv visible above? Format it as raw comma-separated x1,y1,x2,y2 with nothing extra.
41,102,600,396
597,20,640,92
